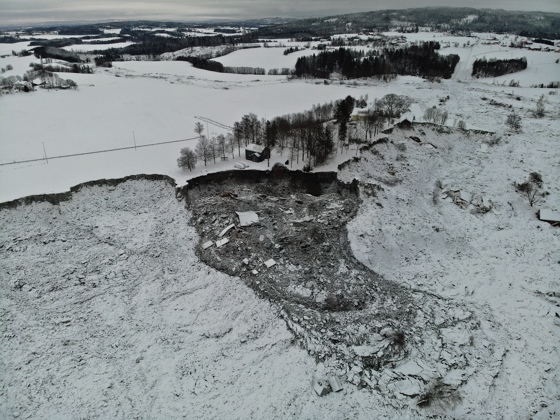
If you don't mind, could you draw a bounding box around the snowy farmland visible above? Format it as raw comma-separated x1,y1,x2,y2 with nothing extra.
1,30,560,419
61,42,136,52
213,46,316,71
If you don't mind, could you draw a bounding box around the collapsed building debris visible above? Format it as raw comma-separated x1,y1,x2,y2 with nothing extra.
236,211,259,227
313,378,331,397
329,376,344,393
218,223,235,238
216,238,229,247
538,209,560,226
264,259,276,268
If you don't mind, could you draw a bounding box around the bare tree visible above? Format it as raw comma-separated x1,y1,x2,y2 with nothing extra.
506,112,522,132
534,94,545,118
195,136,212,166
424,106,447,125
216,134,227,158
515,172,544,207
424,106,438,122
233,122,243,156
375,94,412,118
177,147,197,171
65,79,78,89
373,115,385,136
194,122,204,139
209,136,219,163
226,133,235,159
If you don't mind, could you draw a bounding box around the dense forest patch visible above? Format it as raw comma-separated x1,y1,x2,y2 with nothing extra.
472,57,528,78
294,43,459,80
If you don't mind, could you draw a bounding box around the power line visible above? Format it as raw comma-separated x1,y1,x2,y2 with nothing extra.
195,116,233,131
0,136,200,167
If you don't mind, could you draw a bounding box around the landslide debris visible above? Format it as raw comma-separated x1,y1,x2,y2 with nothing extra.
183,170,503,406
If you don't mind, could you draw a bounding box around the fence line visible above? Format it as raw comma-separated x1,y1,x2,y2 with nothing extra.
0,136,200,166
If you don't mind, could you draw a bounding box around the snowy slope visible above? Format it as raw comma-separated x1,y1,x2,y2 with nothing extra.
341,121,560,419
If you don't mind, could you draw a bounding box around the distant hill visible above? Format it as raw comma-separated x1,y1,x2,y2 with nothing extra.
4,18,299,33
256,7,560,40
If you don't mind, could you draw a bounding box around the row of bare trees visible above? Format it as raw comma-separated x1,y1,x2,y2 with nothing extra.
178,93,413,172
178,123,240,171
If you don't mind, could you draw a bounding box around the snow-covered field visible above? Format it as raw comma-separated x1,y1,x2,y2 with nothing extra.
62,42,136,52
1,31,560,419
213,46,316,71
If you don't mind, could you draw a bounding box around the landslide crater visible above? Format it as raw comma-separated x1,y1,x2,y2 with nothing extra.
181,170,500,400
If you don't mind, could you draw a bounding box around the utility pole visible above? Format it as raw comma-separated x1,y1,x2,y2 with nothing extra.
42,142,48,164
133,131,137,150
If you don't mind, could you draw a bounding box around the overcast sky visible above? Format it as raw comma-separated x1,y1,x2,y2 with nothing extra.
1,0,559,27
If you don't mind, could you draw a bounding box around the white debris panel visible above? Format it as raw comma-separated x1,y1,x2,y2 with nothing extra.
539,209,560,223
236,211,259,227
216,238,229,248
218,223,235,237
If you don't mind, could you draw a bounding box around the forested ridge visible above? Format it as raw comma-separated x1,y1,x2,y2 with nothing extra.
95,33,256,58
257,8,560,40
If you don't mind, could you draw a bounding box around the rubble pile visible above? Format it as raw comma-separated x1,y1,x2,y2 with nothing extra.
184,171,502,407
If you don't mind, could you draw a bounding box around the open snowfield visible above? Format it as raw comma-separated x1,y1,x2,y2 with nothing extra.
1,31,560,419
1,57,413,202
213,46,316,71
0,41,35,56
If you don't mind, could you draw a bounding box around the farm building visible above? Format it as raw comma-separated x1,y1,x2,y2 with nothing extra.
245,144,270,162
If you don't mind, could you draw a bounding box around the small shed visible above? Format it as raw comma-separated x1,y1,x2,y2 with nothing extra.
245,143,270,162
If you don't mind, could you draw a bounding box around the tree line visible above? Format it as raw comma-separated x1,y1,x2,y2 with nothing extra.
472,57,528,78
256,8,560,40
29,62,93,74
176,57,266,75
294,43,459,80
33,46,81,63
96,32,256,59
178,93,413,172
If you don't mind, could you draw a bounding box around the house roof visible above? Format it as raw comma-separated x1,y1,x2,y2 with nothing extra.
246,143,266,153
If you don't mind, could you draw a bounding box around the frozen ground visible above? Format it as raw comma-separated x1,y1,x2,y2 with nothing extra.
1,32,560,419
